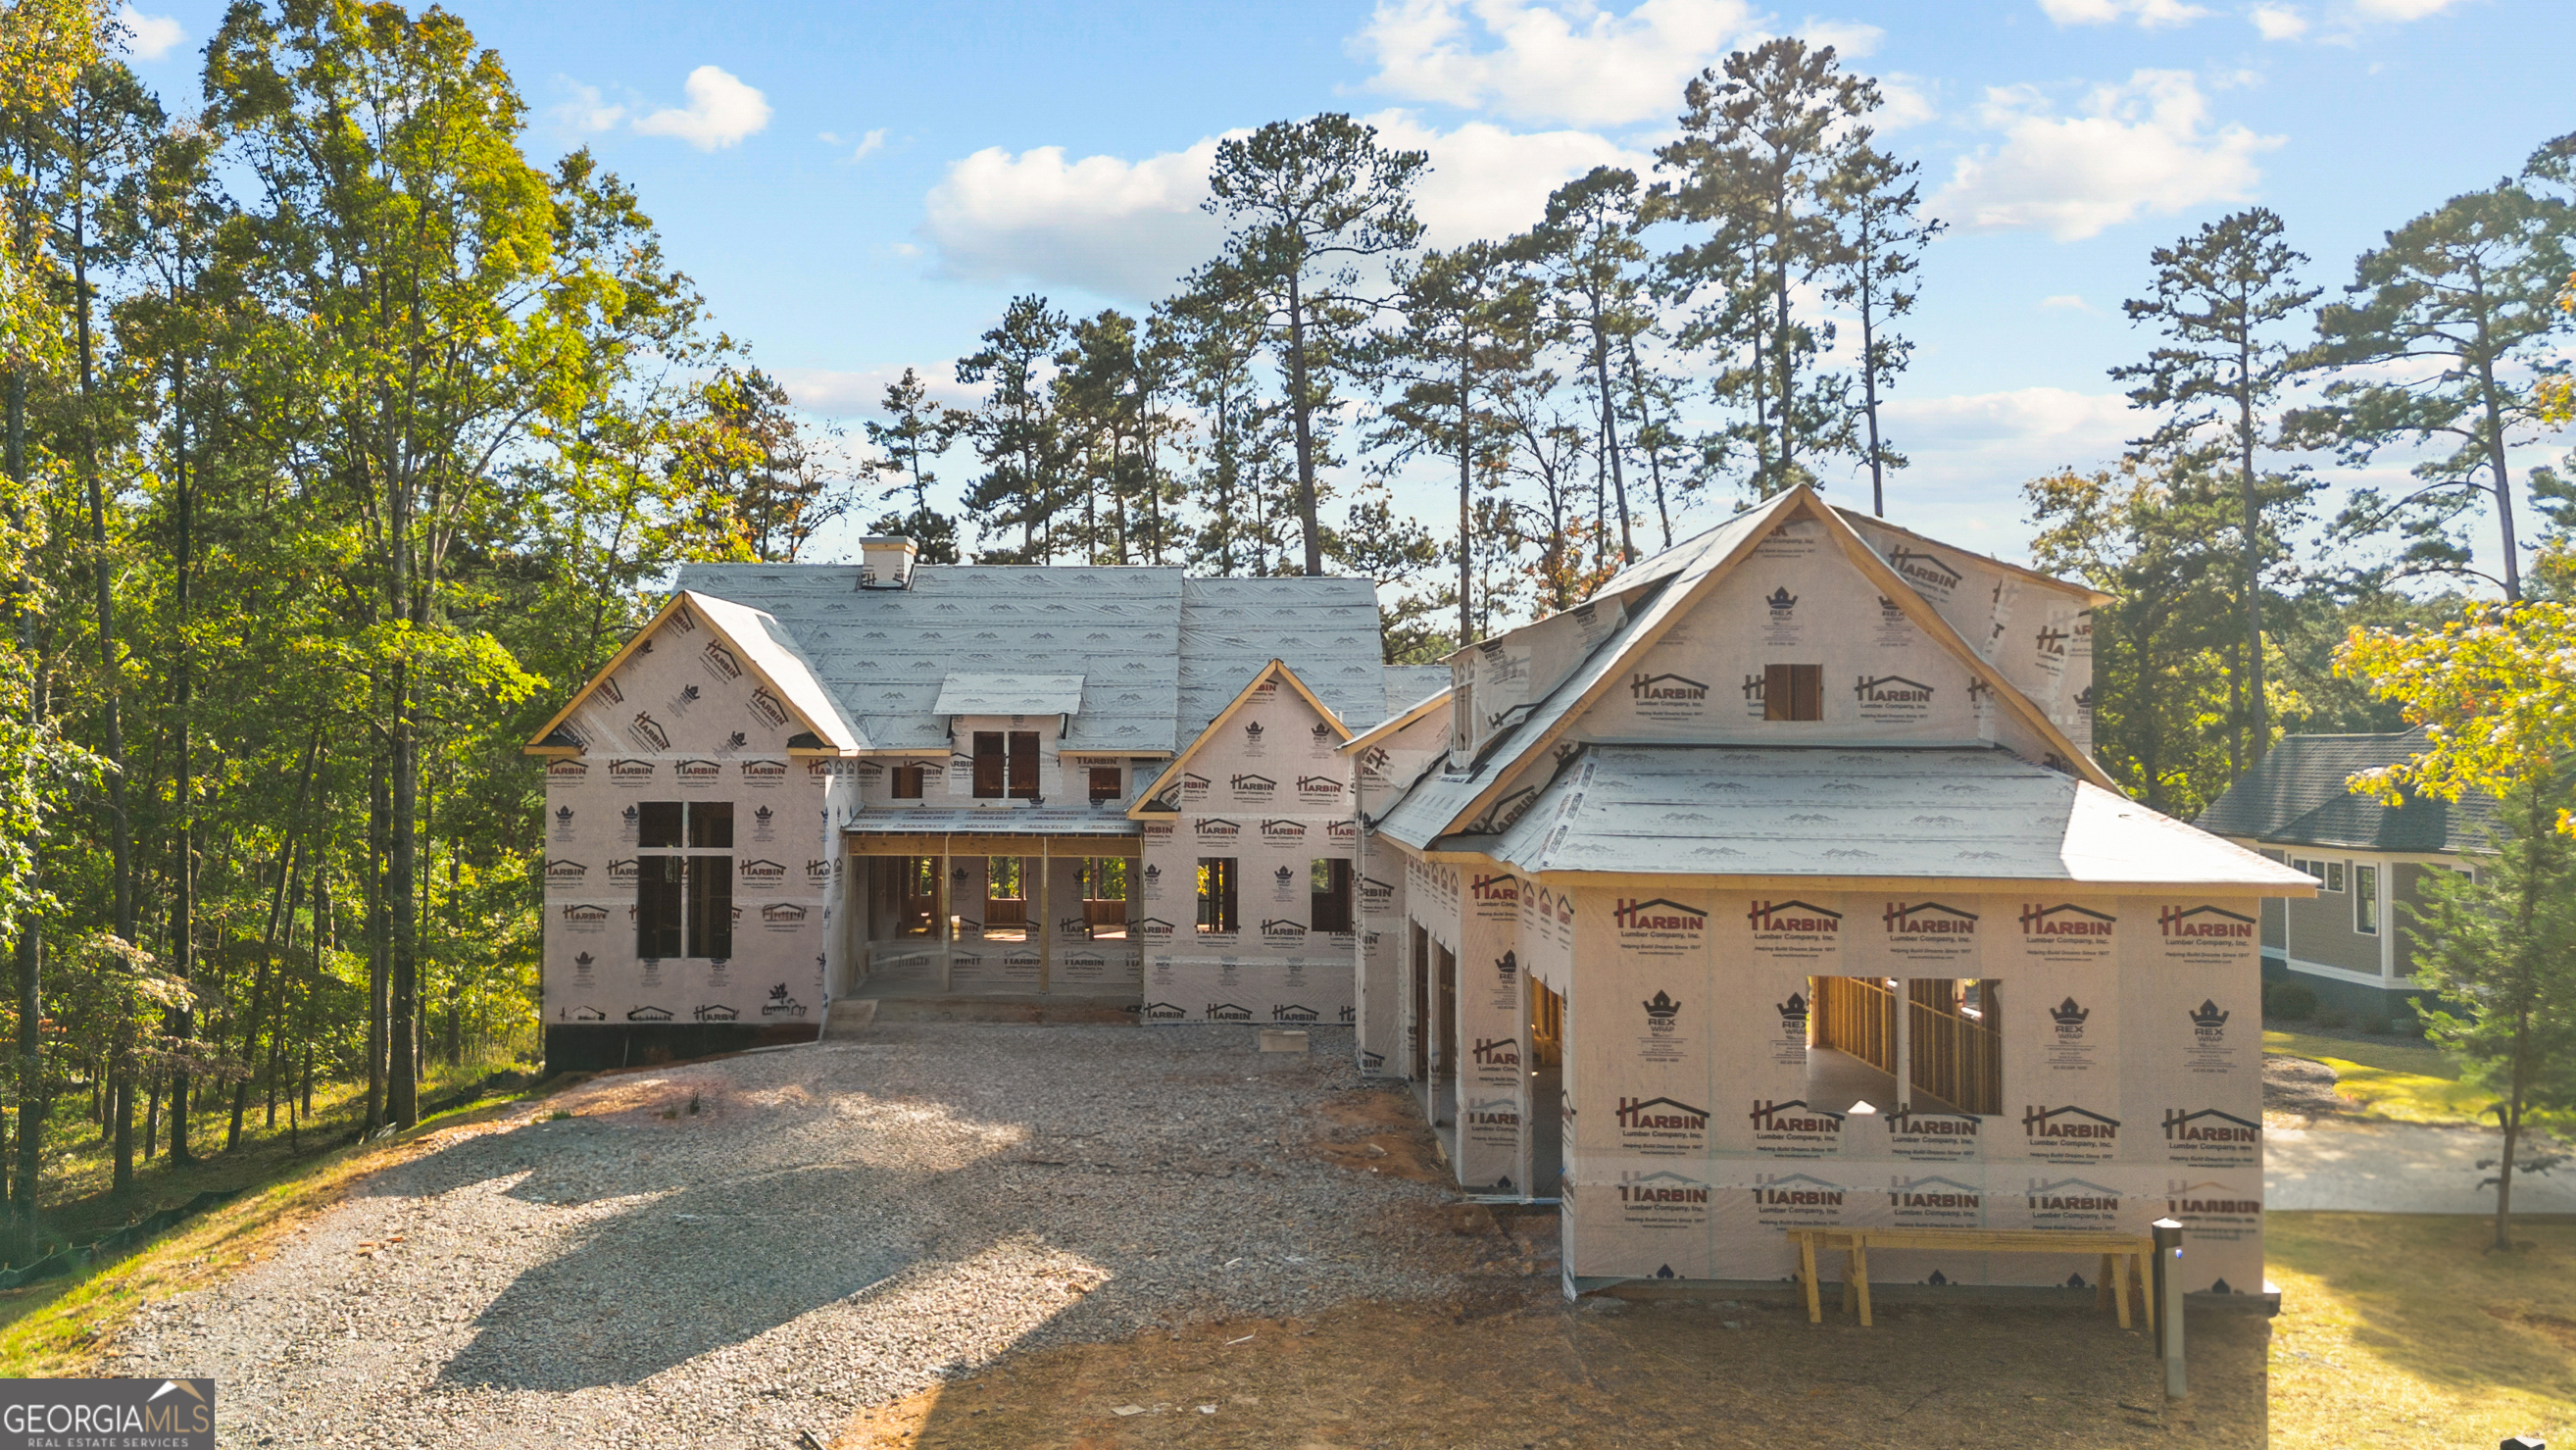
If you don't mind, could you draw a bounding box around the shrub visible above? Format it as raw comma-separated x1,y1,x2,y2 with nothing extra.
2360,1015,2395,1037
2264,980,2318,1021
2317,1006,2353,1029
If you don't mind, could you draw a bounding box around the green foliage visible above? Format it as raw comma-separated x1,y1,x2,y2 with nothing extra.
2263,979,2318,1021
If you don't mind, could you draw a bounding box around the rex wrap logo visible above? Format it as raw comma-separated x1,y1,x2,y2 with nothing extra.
2189,999,2230,1038
2050,997,2091,1039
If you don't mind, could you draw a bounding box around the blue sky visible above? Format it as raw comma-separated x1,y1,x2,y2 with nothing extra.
114,0,2568,572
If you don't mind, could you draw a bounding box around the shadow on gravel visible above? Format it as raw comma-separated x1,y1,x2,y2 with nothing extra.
439,1157,932,1391
338,1028,1469,1396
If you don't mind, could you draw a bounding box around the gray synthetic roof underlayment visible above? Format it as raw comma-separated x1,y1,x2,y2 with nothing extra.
669,564,1396,754
2197,726,2502,854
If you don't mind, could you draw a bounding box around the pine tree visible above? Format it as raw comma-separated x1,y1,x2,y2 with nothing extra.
1826,142,1942,518
1199,115,1425,575
2113,208,2320,767
955,295,1070,563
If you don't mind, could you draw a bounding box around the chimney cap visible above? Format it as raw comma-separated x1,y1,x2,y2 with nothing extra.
857,536,918,590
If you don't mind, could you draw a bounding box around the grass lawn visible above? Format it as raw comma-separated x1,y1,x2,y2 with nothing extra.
2260,1029,2503,1125
0,1074,551,1374
2268,1212,2576,1449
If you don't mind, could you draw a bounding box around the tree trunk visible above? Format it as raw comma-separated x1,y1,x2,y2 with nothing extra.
1859,238,1886,517
1285,273,1323,576
1591,311,1632,562
365,761,388,1133
1458,346,1474,646
2235,326,2269,765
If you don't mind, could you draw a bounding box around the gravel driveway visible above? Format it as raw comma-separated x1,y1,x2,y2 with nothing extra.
108,1025,1487,1449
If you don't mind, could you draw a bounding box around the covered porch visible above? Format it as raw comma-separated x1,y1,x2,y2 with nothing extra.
842,811,1144,1001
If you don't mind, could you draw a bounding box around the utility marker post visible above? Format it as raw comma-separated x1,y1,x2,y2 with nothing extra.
2151,1218,2185,1399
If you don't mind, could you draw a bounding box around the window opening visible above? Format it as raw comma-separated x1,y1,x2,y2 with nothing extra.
986,856,1028,937
1088,765,1123,803
972,732,1006,798
1310,858,1355,934
1009,730,1040,798
2353,864,2379,935
892,765,925,799
1764,663,1823,721
1196,856,1238,933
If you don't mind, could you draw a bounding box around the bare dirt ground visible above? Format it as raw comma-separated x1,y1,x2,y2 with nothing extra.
100,1025,2265,1447
832,1291,2267,1449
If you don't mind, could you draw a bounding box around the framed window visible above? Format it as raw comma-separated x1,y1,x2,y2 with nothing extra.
892,765,925,799
637,857,684,958
1089,765,1123,802
1197,856,1238,933
1008,730,1040,798
1311,857,1355,934
2325,861,2347,893
1763,663,1823,722
636,802,732,959
972,732,1007,798
2291,857,2344,891
687,801,733,848
637,801,684,848
2353,864,2379,935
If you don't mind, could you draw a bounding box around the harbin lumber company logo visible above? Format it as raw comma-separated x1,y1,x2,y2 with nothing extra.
1614,897,1708,931
1748,899,1839,932
2157,905,2256,938
2021,1104,2120,1142
1628,672,1710,703
1883,901,1977,935
2019,903,2115,937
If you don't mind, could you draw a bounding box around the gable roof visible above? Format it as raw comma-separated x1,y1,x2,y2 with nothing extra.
1128,659,1349,818
522,590,862,756
2196,728,2501,854
1376,487,2115,850
663,564,1390,754
1470,743,2312,890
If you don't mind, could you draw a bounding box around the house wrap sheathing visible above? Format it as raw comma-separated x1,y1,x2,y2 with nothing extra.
1341,487,2311,1294
525,496,2308,1296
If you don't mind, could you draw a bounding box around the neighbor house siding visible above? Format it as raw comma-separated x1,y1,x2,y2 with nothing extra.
2286,876,2380,976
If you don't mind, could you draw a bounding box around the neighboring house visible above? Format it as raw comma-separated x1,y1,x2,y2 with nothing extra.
529,492,2312,1297
2197,727,2495,1021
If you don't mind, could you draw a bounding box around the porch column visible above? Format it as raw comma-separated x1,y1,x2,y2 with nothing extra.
1037,840,1053,995
941,835,954,994
1893,977,1911,1113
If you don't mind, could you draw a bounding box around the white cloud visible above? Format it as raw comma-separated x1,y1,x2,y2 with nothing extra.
1800,17,1884,57
2040,294,2095,312
552,80,627,134
918,114,1647,301
822,127,890,163
1931,70,2282,240
922,135,1232,300
633,66,772,151
1875,75,1937,131
2036,0,2210,25
1364,110,1653,247
2249,4,2308,38
2353,0,2458,17
1352,0,1759,128
773,364,987,419
116,3,182,59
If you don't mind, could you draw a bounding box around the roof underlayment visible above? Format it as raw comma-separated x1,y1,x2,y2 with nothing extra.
1460,744,2315,888
667,565,1394,751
